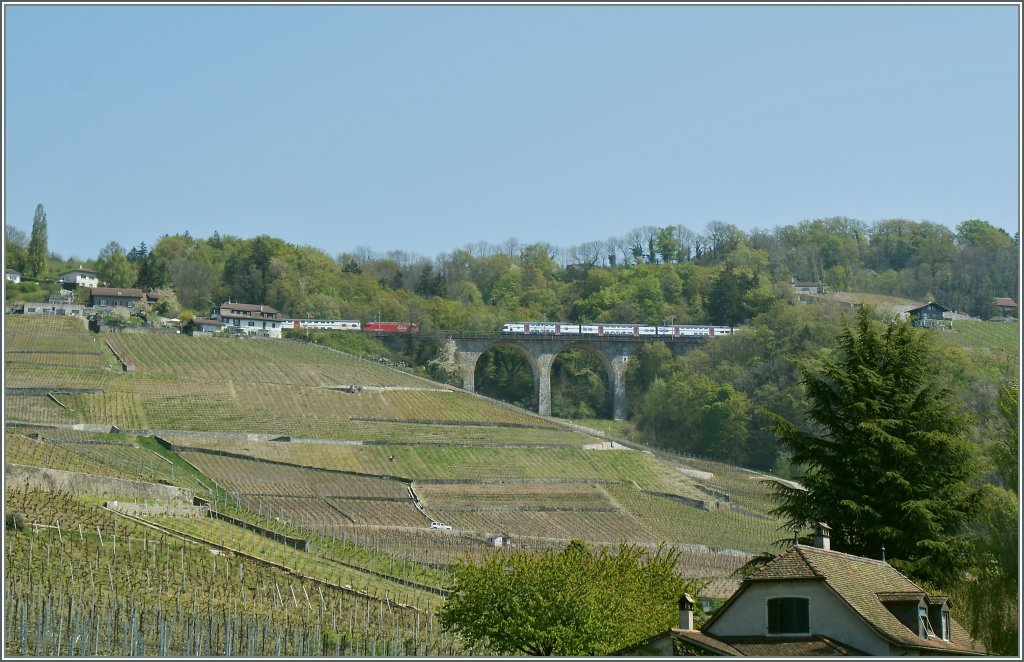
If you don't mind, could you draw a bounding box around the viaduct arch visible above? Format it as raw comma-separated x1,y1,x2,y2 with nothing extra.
449,335,706,421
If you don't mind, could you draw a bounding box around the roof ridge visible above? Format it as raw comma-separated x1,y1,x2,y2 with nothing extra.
795,543,892,567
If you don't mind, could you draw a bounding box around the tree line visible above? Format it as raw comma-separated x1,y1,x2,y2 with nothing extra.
5,210,1018,325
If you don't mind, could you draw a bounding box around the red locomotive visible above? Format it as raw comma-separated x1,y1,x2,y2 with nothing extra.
363,322,420,334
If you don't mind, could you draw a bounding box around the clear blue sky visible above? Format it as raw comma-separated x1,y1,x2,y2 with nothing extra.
4,3,1020,263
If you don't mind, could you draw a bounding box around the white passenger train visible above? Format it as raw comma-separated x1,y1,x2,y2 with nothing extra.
500,322,735,338
283,319,362,331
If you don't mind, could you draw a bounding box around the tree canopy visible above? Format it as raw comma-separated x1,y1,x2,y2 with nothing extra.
768,307,983,588
439,541,699,656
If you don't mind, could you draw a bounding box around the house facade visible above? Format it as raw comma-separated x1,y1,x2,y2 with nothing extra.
672,525,984,656
6,269,21,283
89,287,146,309
23,301,88,317
211,302,284,338
59,268,99,288
904,301,950,328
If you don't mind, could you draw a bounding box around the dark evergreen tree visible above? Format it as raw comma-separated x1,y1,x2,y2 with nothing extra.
769,306,982,588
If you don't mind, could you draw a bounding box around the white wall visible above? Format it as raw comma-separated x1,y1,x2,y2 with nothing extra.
706,580,892,656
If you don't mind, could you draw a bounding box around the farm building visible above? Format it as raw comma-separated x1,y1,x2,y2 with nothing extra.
993,297,1017,318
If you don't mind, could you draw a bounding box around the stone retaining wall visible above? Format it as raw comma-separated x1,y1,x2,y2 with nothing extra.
5,464,192,502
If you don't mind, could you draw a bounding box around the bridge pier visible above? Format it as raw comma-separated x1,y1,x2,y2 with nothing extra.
535,353,556,417
459,350,481,392
610,354,629,421
449,334,705,422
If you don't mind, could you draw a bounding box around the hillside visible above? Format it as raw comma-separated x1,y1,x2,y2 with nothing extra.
4,315,790,655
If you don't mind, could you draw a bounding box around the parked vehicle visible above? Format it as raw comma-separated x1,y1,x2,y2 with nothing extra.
430,521,452,530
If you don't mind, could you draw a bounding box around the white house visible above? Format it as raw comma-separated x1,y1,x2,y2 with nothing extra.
671,524,985,656
59,267,99,288
211,302,284,338
5,269,21,283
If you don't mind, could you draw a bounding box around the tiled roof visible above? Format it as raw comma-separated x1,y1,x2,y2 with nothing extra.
673,630,742,656
218,302,280,313
736,545,984,655
90,287,146,298
675,632,867,656
993,297,1017,308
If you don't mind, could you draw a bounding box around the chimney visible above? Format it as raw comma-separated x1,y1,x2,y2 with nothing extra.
812,522,832,550
678,593,695,630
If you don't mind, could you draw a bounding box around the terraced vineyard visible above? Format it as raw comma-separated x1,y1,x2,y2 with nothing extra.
6,315,799,655
4,492,461,657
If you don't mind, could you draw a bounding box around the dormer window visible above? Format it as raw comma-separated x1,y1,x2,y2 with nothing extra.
941,611,951,641
919,605,935,638
767,597,809,634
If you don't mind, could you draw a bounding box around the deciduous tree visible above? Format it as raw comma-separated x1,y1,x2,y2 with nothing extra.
440,541,699,656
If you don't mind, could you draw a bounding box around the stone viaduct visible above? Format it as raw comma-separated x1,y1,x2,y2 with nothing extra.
448,334,708,421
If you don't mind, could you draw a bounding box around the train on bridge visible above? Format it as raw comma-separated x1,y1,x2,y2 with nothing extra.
283,318,733,338
500,322,734,338
283,319,420,333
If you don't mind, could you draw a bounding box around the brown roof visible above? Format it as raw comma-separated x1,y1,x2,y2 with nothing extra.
675,631,867,656
218,302,280,313
993,297,1017,308
705,545,985,655
90,287,146,298
216,302,283,320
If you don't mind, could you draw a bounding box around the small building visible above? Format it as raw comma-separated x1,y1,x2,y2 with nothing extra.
904,301,950,328
485,532,511,548
211,302,285,338
992,297,1018,318
58,267,99,288
6,269,21,283
185,318,227,335
669,524,984,656
791,279,825,295
23,301,88,317
89,287,147,309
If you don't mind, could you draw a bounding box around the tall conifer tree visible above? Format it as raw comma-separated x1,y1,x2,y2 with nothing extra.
769,306,982,588
26,204,48,277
